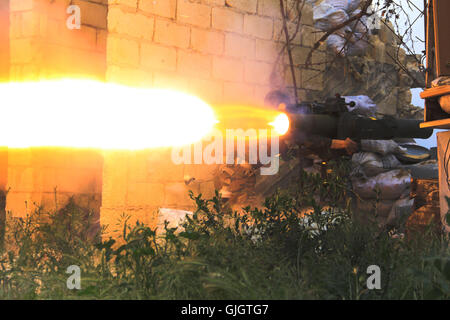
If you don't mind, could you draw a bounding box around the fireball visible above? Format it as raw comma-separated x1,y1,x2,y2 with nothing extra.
269,113,290,136
0,79,217,149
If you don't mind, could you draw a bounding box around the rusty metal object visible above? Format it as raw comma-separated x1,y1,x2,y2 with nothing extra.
406,178,441,236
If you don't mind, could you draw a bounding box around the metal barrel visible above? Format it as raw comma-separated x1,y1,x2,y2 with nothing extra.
287,113,338,138
287,113,433,140
337,114,434,140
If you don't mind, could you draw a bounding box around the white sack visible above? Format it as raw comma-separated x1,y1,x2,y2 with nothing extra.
352,169,411,200
343,95,377,116
361,140,407,156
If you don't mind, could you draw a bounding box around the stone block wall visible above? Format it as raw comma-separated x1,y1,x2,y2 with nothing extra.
0,0,9,81
3,0,107,221
9,0,107,81
100,149,220,237
105,0,323,105
5,148,103,219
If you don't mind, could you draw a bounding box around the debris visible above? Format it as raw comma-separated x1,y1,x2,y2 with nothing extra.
157,208,193,233
406,205,441,236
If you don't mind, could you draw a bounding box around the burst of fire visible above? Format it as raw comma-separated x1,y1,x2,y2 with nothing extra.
0,79,289,149
0,79,217,149
213,105,290,136
269,113,290,136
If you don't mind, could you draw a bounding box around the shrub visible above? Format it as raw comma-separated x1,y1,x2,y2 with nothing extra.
0,161,448,300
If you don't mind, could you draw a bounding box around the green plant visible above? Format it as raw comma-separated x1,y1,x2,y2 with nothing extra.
0,163,449,300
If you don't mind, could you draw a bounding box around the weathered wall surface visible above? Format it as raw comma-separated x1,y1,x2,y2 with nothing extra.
5,148,103,219
4,0,107,219
0,0,9,81
105,0,321,105
9,0,107,81
101,149,220,237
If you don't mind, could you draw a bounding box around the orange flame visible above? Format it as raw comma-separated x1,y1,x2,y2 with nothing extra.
0,79,217,149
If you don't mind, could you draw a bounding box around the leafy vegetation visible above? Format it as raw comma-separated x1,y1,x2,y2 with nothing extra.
0,160,449,300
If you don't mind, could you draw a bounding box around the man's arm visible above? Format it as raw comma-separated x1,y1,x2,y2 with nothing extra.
284,131,358,159
331,138,358,155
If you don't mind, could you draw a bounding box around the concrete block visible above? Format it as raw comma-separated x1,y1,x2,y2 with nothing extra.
140,43,177,71
243,14,273,40
107,36,139,66
178,50,212,78
224,33,255,59
154,19,190,49
177,0,211,28
244,60,273,85
108,7,154,40
212,56,244,82
191,28,224,55
225,0,257,13
212,7,243,33
139,0,176,18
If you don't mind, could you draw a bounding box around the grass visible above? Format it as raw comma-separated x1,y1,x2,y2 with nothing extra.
0,160,449,300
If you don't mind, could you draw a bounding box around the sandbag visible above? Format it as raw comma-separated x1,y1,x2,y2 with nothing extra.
314,7,349,30
355,198,395,218
352,169,411,200
386,197,415,227
352,152,384,177
352,152,382,166
344,95,377,116
352,152,401,178
349,9,368,33
313,0,366,57
326,34,348,56
431,76,450,87
361,140,407,156
439,94,450,114
381,154,401,169
315,0,361,13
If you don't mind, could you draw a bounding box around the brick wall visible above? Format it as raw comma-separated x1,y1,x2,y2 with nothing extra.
105,0,322,105
9,0,107,81
0,0,9,81
100,149,219,237
5,148,103,221
3,0,108,221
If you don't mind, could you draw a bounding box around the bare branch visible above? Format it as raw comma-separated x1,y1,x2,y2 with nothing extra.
280,0,300,104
